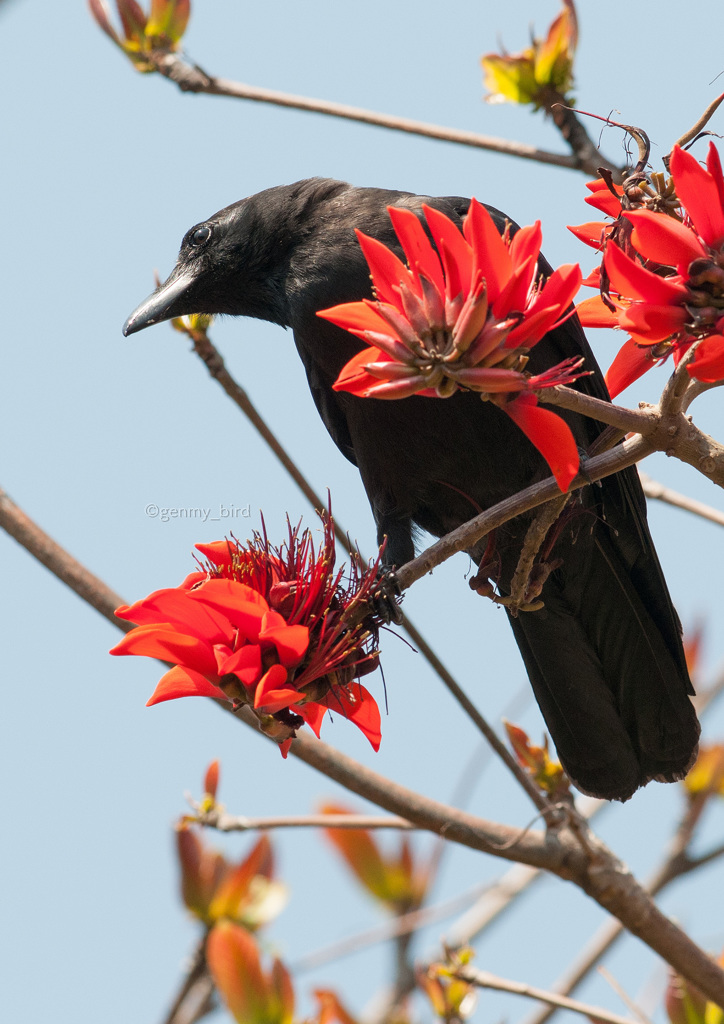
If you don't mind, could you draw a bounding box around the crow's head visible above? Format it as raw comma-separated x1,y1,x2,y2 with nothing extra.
123,178,350,336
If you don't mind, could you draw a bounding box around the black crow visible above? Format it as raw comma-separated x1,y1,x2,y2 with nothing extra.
123,178,699,800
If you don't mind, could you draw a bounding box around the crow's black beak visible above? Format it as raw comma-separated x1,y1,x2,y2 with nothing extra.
122,267,198,336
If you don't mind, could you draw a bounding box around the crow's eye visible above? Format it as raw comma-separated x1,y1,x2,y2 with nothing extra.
189,225,211,247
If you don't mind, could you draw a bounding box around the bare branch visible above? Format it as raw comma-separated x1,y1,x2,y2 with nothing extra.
0,487,129,631
673,93,724,151
150,52,608,177
194,810,415,832
455,965,641,1024
291,883,491,973
161,933,215,1024
537,385,658,434
639,472,724,528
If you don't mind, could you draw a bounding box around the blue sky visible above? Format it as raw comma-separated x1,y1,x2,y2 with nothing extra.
3,1,724,1021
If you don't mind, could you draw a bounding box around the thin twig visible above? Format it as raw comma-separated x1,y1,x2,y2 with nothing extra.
161,933,214,1024
455,965,640,1024
151,53,610,177
673,93,724,151
537,385,658,435
639,472,724,528
0,487,129,631
597,966,654,1024
291,883,494,973
196,811,415,832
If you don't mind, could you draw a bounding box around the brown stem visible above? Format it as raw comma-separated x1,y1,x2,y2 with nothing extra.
161,933,214,1024
196,811,415,831
639,472,724,528
0,487,129,631
537,385,657,434
547,97,621,176
151,53,607,177
456,965,639,1024
292,882,491,972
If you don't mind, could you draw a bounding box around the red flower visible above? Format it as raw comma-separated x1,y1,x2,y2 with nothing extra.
573,143,724,395
110,515,384,755
317,200,584,490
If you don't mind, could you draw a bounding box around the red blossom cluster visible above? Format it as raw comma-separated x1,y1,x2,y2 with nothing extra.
572,142,724,395
318,199,584,490
111,516,384,755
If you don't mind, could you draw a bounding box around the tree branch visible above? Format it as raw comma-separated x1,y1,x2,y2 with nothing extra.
456,964,640,1024
0,487,129,631
291,882,491,973
639,472,724,528
194,810,415,832
150,52,606,176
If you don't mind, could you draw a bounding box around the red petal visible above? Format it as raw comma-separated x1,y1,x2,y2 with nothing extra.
254,665,299,713
584,178,623,217
188,580,268,640
508,221,542,271
707,142,724,220
422,204,473,299
355,230,411,308
503,395,579,491
464,199,512,304
671,144,724,248
618,302,688,343
604,242,687,305
576,294,620,328
358,376,429,399
506,264,582,347
294,701,326,738
492,255,536,320
115,586,232,640
214,643,262,685
450,367,526,391
259,623,310,667
195,540,236,568
146,665,227,706
687,334,724,382
333,347,385,394
322,685,381,751
111,623,218,676
567,221,610,249
317,301,395,336
624,209,706,269
387,206,445,297
605,338,655,398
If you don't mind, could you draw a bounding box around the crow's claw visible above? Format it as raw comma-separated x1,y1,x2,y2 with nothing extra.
372,568,404,625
